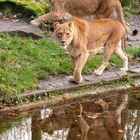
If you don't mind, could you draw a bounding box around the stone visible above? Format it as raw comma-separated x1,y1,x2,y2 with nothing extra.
22,64,140,97
129,67,140,73
0,20,44,38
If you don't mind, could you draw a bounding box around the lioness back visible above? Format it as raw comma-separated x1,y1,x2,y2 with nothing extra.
86,19,125,47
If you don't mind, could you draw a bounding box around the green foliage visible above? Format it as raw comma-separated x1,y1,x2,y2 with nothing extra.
121,0,138,7
0,0,50,18
121,0,140,16
127,46,140,55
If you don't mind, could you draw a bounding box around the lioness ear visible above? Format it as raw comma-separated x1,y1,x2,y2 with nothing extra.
62,12,72,21
53,22,60,30
68,22,73,28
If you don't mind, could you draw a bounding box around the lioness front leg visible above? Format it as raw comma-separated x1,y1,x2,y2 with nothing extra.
71,56,78,68
30,12,62,26
68,56,78,82
72,52,89,84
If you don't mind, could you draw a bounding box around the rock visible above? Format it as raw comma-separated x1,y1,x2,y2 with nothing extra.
0,20,44,38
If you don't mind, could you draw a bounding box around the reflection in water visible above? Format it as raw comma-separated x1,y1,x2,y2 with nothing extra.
0,94,140,140
41,108,53,119
124,110,140,140
0,117,32,140
37,94,128,140
42,129,69,140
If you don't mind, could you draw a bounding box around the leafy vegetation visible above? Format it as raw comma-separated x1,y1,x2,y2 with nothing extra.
121,0,140,16
121,0,139,7
0,0,50,18
0,33,140,104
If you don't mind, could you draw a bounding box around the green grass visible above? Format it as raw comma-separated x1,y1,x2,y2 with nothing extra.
0,33,140,104
122,0,140,16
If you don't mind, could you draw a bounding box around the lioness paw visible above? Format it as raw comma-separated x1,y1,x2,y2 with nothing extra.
67,76,75,82
120,67,128,72
30,20,40,26
94,70,102,76
67,76,83,84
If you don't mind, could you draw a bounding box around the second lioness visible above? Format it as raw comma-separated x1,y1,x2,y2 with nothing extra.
31,0,130,33
54,17,128,84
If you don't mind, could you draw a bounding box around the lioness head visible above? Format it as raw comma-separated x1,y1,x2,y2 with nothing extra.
53,22,74,49
37,119,54,135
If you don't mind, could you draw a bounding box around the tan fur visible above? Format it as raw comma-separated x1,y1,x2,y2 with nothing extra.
30,0,130,33
54,17,128,84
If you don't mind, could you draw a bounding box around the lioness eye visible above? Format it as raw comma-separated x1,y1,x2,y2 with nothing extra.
66,33,70,36
57,33,61,37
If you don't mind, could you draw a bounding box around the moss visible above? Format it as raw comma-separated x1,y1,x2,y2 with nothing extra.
0,0,50,18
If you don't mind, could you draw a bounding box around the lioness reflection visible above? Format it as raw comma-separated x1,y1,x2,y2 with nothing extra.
36,94,128,140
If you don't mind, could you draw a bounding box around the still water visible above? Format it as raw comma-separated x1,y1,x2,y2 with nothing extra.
0,93,140,140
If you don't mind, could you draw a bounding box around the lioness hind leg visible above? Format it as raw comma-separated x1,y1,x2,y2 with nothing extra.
30,12,61,26
115,41,128,72
94,60,109,76
94,45,115,76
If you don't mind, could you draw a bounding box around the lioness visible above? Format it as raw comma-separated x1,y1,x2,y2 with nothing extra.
31,0,131,33
53,17,128,84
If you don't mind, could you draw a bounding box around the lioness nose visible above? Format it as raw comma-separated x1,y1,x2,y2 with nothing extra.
61,41,65,43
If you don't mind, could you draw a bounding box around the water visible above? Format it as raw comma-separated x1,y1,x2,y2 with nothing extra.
0,93,140,140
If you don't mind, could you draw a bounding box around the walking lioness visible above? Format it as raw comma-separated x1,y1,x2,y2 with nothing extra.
53,17,128,84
